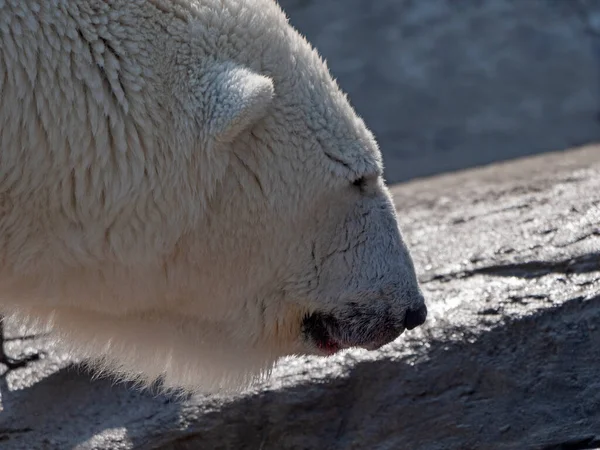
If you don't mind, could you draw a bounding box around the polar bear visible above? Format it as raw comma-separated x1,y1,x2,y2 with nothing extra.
0,0,427,393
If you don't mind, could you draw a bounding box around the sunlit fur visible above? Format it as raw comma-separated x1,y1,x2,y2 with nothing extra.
0,0,425,393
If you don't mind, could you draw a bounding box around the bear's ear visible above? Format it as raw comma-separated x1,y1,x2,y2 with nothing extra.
204,63,275,144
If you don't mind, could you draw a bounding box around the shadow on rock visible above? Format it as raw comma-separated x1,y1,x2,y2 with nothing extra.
153,295,600,450
0,365,183,449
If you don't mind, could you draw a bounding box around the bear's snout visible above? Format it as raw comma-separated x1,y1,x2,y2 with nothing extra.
302,298,427,356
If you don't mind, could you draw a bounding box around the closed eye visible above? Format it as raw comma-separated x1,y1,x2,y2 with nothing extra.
351,173,379,191
352,176,367,189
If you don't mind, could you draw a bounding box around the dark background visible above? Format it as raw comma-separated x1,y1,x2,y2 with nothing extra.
279,0,600,183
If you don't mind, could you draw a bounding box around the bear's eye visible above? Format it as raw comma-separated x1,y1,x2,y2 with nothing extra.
351,172,380,192
352,176,367,189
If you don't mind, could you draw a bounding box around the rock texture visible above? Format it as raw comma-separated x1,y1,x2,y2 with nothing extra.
279,0,600,183
0,145,599,450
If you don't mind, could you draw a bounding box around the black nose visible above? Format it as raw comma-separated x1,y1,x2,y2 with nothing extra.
404,304,428,330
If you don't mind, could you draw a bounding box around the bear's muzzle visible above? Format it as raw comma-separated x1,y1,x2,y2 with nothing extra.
301,301,427,356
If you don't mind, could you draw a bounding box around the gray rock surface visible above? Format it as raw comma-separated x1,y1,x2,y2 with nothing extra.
279,0,600,183
0,144,598,450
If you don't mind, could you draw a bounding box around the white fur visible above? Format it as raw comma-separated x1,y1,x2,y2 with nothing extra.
0,0,425,393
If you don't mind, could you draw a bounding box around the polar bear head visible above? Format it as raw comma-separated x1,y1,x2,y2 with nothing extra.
147,0,428,388
0,0,427,393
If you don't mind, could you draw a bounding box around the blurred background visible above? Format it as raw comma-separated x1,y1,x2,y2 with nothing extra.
279,0,600,184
